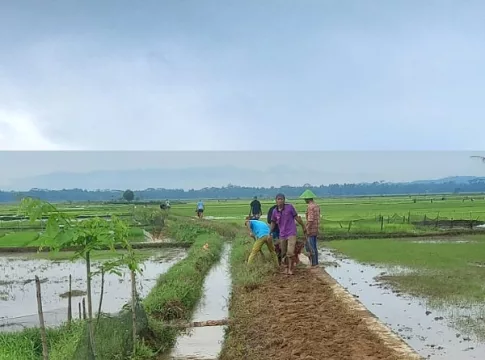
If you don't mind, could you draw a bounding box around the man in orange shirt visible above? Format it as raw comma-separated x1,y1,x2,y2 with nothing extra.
300,189,321,267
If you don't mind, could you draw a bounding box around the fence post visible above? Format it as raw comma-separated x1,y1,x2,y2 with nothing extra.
35,276,49,360
131,271,137,355
79,302,82,320
82,298,87,319
424,214,427,225
408,211,411,224
435,212,440,228
347,221,352,233
380,216,384,231
67,275,72,327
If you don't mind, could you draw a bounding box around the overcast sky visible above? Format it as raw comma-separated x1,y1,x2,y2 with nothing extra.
1,1,485,189
1,0,485,152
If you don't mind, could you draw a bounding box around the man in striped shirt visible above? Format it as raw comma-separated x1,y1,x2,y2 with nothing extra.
300,189,321,267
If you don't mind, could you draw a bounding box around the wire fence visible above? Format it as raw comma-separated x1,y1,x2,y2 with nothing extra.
321,212,485,235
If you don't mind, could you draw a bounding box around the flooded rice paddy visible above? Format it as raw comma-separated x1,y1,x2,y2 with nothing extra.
322,248,485,359
168,243,231,360
0,248,187,332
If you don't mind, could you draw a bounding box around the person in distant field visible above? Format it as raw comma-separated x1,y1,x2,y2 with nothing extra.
249,196,262,219
300,189,321,267
245,216,279,266
165,199,171,210
196,200,205,218
267,203,281,265
269,193,306,275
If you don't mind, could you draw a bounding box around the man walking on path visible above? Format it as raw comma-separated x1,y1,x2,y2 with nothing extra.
196,200,205,218
249,196,262,219
245,217,279,266
300,189,321,267
269,193,306,275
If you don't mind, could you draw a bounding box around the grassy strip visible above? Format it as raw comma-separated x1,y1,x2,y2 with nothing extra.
0,323,84,360
141,230,224,356
0,227,145,248
219,233,275,359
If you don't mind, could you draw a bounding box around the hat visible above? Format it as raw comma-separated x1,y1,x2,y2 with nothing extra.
299,189,317,199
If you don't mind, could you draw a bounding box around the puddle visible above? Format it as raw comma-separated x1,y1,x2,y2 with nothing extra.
143,229,177,243
322,248,485,359
0,249,187,331
204,216,240,220
167,243,231,360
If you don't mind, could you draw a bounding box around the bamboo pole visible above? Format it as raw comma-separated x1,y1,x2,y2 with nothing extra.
131,271,137,355
166,319,229,328
35,276,49,360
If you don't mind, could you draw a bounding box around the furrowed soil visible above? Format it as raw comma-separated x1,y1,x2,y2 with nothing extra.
221,267,416,360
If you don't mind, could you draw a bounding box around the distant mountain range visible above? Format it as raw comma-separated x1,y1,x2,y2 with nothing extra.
4,166,485,192
409,176,485,184
1,169,484,203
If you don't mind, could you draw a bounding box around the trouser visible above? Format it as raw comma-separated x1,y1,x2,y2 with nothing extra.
271,231,282,264
248,235,279,266
305,236,318,266
280,235,297,266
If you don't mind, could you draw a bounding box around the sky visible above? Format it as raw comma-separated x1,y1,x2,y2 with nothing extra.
1,1,485,188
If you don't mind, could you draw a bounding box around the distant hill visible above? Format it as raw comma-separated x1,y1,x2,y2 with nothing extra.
410,176,485,184
0,171,484,203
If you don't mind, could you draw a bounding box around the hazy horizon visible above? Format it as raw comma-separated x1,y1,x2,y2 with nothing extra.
0,151,484,190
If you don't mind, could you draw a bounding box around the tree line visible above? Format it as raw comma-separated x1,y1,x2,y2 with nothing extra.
1,180,485,203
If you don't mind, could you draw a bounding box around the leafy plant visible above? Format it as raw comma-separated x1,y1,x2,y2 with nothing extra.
18,197,136,358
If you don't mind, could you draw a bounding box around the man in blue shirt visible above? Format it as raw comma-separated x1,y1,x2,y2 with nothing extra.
245,217,279,266
196,200,204,218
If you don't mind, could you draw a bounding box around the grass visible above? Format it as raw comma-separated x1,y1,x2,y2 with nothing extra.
2,195,485,237
0,323,84,360
326,235,485,304
0,226,146,249
143,232,224,319
0,231,40,247
219,232,276,359
140,218,230,357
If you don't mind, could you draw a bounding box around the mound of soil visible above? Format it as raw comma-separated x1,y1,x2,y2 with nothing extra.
221,268,413,360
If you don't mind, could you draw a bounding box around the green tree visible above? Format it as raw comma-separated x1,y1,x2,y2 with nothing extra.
123,189,135,202
18,197,133,358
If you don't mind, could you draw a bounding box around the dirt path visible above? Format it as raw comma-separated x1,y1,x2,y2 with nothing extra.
220,262,421,360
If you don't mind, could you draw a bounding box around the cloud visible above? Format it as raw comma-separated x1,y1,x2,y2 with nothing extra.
0,109,67,150
1,1,485,151
0,35,247,151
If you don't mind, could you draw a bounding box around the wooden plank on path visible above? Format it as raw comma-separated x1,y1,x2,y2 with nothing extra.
168,319,228,328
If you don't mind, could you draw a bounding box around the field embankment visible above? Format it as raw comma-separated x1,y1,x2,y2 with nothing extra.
219,232,421,360
141,220,233,357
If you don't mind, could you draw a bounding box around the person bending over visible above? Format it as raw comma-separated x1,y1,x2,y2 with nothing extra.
246,216,279,267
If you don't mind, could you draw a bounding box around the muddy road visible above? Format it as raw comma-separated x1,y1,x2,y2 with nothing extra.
221,264,420,360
